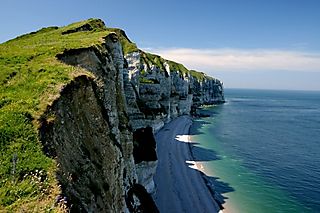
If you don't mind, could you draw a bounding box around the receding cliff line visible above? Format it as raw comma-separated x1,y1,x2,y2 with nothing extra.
0,18,224,212
123,49,225,196
124,50,225,131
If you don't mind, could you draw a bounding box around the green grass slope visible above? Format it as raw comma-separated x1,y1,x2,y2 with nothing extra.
138,51,213,81
0,18,139,211
0,18,214,211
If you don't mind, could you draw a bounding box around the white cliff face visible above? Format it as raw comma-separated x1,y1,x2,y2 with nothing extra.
52,33,156,212
126,51,141,87
122,50,225,197
10,18,223,212
53,19,225,211
191,77,225,108
124,52,225,125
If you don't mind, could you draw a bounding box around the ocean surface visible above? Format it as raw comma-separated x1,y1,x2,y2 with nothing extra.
190,89,320,213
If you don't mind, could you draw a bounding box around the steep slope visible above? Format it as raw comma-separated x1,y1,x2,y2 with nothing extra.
124,51,224,130
0,18,224,212
122,50,224,195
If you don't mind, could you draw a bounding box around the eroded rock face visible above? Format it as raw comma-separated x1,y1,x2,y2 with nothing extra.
38,23,224,212
123,50,224,196
40,34,157,212
191,77,225,108
124,51,225,126
40,76,126,212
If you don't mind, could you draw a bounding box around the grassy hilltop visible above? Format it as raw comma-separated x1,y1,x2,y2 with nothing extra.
0,18,123,211
0,18,212,211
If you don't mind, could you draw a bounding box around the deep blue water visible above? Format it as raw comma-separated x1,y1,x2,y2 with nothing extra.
191,89,320,212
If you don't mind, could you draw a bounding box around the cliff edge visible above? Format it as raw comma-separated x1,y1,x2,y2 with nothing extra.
0,18,224,212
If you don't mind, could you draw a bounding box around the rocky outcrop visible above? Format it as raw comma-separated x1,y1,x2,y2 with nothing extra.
124,51,224,128
33,19,224,212
40,75,131,212
40,32,158,212
122,49,224,196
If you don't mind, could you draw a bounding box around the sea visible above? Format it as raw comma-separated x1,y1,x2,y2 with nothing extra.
189,89,320,213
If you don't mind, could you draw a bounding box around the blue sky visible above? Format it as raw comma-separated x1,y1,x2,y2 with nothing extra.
1,0,320,90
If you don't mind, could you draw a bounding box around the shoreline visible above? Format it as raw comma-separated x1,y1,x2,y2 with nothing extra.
187,117,239,213
153,115,222,213
187,117,229,213
186,126,225,212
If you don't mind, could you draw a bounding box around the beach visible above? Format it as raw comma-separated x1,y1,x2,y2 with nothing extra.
153,115,221,213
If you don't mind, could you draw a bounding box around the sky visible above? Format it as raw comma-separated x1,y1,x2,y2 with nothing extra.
1,0,320,90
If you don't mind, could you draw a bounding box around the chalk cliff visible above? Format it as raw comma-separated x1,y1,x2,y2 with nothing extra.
124,51,224,131
0,18,224,212
123,50,224,195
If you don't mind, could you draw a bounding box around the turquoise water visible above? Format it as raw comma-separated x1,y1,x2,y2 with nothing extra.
190,89,320,213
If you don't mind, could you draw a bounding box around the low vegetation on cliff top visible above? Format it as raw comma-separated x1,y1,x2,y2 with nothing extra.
139,51,213,82
0,18,214,211
0,18,132,211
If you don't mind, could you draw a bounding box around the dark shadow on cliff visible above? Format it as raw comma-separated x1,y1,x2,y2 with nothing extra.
126,184,159,213
133,126,157,164
39,76,158,212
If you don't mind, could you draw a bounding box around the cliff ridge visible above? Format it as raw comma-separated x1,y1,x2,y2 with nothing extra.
0,18,224,212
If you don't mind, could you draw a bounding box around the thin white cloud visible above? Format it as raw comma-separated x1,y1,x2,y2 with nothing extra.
143,48,320,72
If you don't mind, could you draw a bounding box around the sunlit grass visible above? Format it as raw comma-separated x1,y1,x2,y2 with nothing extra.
0,18,134,211
0,17,213,210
